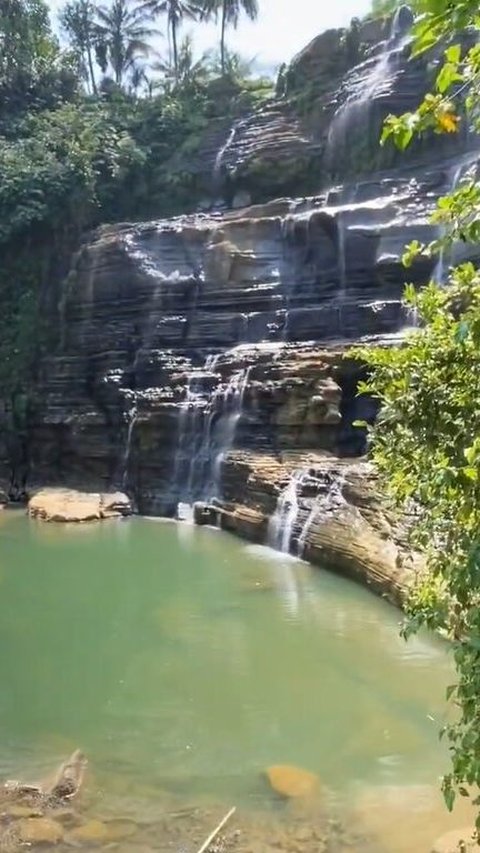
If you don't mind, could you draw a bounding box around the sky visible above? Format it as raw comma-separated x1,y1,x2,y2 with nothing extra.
47,0,373,70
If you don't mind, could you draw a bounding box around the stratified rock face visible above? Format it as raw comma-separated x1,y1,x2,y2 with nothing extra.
201,13,473,203
216,452,415,605
21,11,480,591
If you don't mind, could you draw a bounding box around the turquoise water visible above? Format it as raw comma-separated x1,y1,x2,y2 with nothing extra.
0,512,466,851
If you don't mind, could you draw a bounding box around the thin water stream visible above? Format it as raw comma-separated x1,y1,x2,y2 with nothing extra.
0,512,472,852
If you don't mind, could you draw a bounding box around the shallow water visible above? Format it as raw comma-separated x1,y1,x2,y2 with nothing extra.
0,512,472,851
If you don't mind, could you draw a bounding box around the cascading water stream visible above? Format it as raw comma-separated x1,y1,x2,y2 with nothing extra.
213,116,248,188
268,466,351,558
268,470,306,554
173,355,250,518
205,367,251,499
324,8,412,175
121,403,138,490
433,158,475,284
297,468,349,557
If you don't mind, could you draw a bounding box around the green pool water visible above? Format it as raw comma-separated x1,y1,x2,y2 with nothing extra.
0,512,467,851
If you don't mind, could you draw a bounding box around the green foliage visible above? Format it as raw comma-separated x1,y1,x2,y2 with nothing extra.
0,0,269,411
353,0,480,833
0,0,78,123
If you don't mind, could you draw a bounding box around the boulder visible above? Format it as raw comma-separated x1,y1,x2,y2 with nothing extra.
18,817,63,845
265,765,320,799
28,489,132,523
66,819,109,845
65,817,137,845
194,503,219,526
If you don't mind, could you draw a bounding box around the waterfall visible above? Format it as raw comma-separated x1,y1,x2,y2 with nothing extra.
205,367,251,499
121,403,137,490
268,470,306,554
433,158,474,284
173,356,250,516
324,15,412,174
297,469,348,558
172,354,220,511
213,117,247,187
268,466,350,557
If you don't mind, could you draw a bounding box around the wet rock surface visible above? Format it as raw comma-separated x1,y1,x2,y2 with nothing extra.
217,450,416,605
265,766,321,799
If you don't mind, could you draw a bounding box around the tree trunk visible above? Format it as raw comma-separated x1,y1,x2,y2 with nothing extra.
86,41,98,95
220,0,227,75
172,17,178,80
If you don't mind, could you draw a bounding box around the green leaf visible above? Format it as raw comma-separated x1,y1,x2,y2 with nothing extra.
445,44,462,64
443,787,455,812
465,446,477,465
436,64,463,95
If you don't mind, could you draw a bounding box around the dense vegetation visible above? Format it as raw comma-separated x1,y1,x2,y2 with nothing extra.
355,0,480,835
0,0,269,412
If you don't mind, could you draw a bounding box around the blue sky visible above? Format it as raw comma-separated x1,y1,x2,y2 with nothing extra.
47,0,373,69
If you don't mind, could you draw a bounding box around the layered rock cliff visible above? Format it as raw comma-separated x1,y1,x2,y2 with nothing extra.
17,7,480,596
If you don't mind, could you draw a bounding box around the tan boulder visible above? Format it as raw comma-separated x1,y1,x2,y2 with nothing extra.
28,489,132,523
265,764,320,799
66,819,109,845
4,804,43,818
65,817,137,844
104,819,138,841
18,816,63,844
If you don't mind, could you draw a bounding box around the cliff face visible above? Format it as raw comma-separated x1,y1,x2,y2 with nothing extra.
19,8,480,594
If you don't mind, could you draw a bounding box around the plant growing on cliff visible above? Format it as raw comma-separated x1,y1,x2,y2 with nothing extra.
354,0,480,833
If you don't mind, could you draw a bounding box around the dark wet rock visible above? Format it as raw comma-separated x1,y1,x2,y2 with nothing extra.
194,503,220,526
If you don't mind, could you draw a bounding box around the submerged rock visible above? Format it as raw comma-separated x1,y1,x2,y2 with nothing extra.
28,489,132,523
18,816,64,844
65,817,138,845
265,765,320,799
66,818,109,845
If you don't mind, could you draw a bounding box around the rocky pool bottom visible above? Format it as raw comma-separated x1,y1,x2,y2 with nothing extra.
0,512,475,852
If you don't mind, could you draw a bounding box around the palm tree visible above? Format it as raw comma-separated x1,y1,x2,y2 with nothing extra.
150,1,203,79
152,33,210,89
59,0,99,94
95,0,159,86
201,0,258,76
